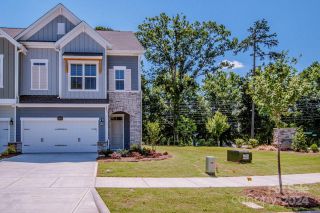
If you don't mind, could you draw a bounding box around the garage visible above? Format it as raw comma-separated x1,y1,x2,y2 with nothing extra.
21,118,99,153
0,119,10,153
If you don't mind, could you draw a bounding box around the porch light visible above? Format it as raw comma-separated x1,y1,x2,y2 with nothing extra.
100,118,104,126
10,118,14,125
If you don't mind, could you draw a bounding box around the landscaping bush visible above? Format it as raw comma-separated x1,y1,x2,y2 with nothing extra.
100,149,113,157
235,139,244,148
310,144,319,153
1,145,16,156
248,139,259,148
110,152,122,159
118,150,130,157
130,144,141,153
130,152,143,159
292,128,308,152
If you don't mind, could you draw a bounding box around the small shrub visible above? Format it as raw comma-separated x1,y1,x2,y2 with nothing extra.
292,128,308,152
130,144,141,153
310,144,319,153
1,145,16,156
110,152,121,159
100,149,113,157
1,149,9,156
118,150,130,157
235,139,244,148
163,151,168,155
248,139,259,148
130,151,143,159
141,147,152,156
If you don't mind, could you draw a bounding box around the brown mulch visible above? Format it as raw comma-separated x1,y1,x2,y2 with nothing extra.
244,187,320,208
0,153,20,160
97,154,172,162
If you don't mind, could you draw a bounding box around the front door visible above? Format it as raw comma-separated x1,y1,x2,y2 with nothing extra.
110,115,124,150
0,120,9,153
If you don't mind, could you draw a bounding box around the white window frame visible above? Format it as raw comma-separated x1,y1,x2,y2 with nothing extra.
30,59,48,90
68,60,99,92
57,23,66,35
114,66,126,91
0,55,3,88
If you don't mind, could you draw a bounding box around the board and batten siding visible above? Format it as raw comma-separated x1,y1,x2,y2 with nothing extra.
0,38,15,99
107,56,139,91
19,48,59,96
61,32,106,99
27,15,75,42
16,107,105,142
0,106,15,141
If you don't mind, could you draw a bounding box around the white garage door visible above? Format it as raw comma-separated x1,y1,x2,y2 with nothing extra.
21,118,99,153
0,119,10,153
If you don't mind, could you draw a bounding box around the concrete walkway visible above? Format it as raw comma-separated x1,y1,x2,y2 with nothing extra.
96,173,320,188
0,154,101,213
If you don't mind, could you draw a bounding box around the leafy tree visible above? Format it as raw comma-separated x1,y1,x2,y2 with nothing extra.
206,111,230,146
235,19,278,138
137,13,237,145
292,127,308,152
95,26,114,31
146,121,161,150
177,116,197,145
247,56,310,194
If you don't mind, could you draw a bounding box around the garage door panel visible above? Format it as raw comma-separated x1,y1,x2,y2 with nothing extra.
21,118,98,153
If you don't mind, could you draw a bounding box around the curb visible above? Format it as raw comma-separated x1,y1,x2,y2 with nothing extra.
91,188,110,213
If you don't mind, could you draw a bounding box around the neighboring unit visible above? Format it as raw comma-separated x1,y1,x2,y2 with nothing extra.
0,4,144,153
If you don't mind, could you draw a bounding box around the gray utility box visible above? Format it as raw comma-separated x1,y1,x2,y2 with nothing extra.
227,150,252,163
205,156,216,176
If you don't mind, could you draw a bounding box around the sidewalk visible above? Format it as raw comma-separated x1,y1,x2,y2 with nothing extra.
95,173,320,188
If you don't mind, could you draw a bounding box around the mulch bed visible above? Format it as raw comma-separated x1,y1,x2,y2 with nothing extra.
0,153,20,160
244,187,320,208
97,154,172,162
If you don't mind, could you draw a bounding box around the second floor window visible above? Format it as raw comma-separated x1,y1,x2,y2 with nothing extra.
115,69,124,90
70,62,98,91
31,59,48,90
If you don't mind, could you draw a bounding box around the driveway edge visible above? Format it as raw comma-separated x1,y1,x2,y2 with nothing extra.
91,188,110,213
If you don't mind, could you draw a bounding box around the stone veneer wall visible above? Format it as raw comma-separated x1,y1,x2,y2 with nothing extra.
108,91,142,147
273,128,296,150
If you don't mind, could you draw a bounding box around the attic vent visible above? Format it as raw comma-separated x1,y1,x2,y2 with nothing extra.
57,23,66,35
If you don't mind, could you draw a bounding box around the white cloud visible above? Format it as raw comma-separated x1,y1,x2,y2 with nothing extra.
221,60,244,69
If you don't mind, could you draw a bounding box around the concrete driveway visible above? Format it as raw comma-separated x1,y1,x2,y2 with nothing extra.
0,153,99,213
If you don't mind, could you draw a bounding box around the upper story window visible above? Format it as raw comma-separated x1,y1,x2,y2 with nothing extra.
57,23,66,35
69,61,98,91
31,59,48,90
0,55,3,88
115,69,125,90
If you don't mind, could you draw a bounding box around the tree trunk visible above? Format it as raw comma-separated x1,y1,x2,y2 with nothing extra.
251,42,256,138
277,141,283,194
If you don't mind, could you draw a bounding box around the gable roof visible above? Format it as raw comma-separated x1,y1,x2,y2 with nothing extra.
1,28,24,38
15,3,81,41
0,28,27,52
55,21,112,49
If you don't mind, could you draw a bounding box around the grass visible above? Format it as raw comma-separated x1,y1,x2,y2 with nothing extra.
98,146,320,177
97,184,320,213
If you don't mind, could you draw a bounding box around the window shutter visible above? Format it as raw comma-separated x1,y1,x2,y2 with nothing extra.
39,65,48,90
108,69,115,91
125,69,131,91
31,64,40,90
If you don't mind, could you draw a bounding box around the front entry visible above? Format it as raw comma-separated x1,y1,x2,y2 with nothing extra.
0,119,10,153
110,115,124,150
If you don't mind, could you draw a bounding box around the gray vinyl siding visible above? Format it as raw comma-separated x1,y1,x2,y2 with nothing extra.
0,38,15,99
61,32,106,99
16,107,105,142
107,56,138,91
0,106,15,141
27,15,75,41
19,48,59,95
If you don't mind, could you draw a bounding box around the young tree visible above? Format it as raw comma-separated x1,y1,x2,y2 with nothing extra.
235,19,278,138
206,111,230,146
247,57,310,194
137,13,237,145
177,116,197,146
146,121,161,150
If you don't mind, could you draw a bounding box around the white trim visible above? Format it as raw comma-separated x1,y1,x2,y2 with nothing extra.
107,50,145,56
0,118,10,143
30,59,49,90
14,106,16,142
21,42,55,49
15,4,81,40
0,54,3,88
63,55,103,60
138,55,142,91
114,66,126,91
0,99,16,104
14,47,19,100
17,103,108,108
58,50,62,97
55,21,112,49
104,50,107,99
105,105,109,145
0,29,23,47
111,114,125,150
68,60,99,92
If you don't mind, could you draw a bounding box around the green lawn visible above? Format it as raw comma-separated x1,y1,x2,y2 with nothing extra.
97,184,320,213
98,146,320,177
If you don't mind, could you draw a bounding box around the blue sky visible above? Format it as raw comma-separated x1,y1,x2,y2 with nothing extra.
1,0,319,75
